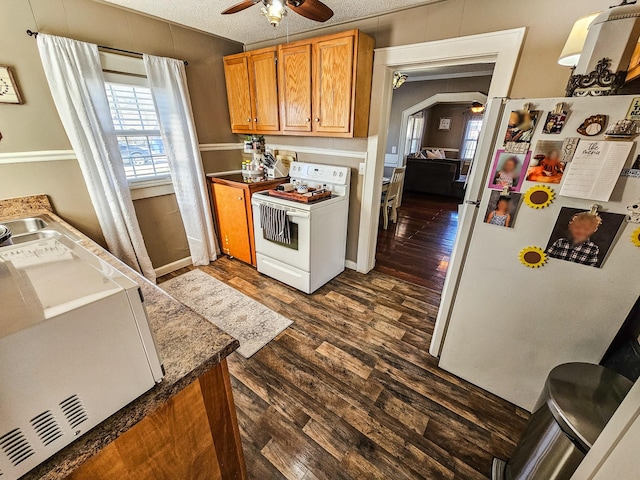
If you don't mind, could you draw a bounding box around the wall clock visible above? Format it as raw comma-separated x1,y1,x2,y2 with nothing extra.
0,66,23,104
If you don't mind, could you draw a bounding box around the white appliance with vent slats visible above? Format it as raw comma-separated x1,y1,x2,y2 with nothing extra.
0,234,163,479
251,162,350,294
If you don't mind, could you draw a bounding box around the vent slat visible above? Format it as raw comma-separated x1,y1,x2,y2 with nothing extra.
0,428,34,466
30,410,64,447
60,395,88,430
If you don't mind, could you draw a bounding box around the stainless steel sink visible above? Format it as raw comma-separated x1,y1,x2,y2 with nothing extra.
10,230,61,245
0,215,80,246
2,217,48,235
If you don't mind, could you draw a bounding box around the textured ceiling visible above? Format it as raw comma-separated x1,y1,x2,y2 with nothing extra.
102,0,445,44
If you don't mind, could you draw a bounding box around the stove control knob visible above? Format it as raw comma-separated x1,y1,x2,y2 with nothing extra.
339,172,344,177
333,171,337,176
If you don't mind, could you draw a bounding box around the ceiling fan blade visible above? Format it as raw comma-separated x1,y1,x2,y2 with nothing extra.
287,0,334,22
221,0,259,15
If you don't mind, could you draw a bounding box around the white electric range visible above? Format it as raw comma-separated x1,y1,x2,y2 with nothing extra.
251,162,350,294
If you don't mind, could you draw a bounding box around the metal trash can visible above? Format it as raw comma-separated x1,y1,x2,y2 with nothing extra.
492,363,633,480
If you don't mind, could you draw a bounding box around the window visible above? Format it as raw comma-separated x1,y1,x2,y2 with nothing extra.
405,112,425,155
105,82,169,182
460,114,484,160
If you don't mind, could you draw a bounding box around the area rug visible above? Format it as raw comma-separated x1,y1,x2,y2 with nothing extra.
161,269,292,358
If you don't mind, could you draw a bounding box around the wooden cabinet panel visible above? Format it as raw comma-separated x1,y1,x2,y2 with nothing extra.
223,55,253,133
313,35,355,134
223,30,373,137
67,360,246,480
213,183,252,265
249,49,280,132
278,43,312,133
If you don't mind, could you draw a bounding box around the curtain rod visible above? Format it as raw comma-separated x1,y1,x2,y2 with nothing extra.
26,30,188,66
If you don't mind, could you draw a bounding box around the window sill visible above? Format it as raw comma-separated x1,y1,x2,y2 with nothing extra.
129,178,174,200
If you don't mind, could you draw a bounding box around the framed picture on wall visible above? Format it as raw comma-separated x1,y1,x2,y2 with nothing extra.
438,117,452,130
0,66,22,104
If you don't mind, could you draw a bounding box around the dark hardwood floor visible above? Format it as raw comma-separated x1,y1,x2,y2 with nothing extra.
160,257,528,480
375,192,460,289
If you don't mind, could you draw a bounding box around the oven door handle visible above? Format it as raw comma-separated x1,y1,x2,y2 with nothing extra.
286,211,310,219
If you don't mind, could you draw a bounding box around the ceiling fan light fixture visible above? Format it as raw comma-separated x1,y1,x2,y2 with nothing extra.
470,101,485,114
393,72,408,90
261,0,287,27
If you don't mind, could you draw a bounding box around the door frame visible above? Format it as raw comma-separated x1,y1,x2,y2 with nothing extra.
356,28,526,273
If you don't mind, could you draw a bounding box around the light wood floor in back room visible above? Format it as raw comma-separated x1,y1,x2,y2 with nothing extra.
160,256,529,479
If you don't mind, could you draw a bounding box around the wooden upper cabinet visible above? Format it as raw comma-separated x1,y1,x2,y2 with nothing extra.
313,35,355,134
249,48,280,132
223,55,253,133
223,30,374,137
278,43,313,133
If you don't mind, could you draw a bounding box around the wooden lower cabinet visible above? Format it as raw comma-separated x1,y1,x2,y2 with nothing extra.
67,360,246,480
209,175,287,267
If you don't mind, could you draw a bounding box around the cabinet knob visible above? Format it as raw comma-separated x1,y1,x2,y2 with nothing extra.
238,197,243,200
246,118,251,122
306,118,311,122
254,118,258,122
315,118,320,122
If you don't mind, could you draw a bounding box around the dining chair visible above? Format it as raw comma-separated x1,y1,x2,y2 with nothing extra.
380,166,406,229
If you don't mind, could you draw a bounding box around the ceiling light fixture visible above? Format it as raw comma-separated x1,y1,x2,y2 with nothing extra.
261,0,287,27
470,102,485,114
393,72,408,90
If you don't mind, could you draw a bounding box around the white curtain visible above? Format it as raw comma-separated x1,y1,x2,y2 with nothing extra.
37,34,156,282
143,54,219,265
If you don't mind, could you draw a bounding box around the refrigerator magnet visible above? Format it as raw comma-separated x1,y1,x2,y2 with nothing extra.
519,246,547,268
577,115,607,136
545,207,626,268
504,107,541,145
526,141,565,184
524,185,555,209
488,150,531,193
543,103,568,134
631,227,640,247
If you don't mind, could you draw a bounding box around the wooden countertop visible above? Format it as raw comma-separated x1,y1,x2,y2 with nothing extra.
0,195,239,480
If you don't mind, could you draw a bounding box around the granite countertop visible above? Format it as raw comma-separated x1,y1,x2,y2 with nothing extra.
0,195,239,480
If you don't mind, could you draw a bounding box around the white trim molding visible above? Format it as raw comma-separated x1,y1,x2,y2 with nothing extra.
199,143,243,152
154,256,193,277
0,149,76,164
268,144,367,160
344,260,357,270
357,27,526,274
0,142,244,166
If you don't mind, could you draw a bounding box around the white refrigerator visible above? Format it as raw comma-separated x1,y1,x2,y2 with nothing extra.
432,95,640,411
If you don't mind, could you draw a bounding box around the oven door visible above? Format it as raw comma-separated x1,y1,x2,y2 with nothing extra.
252,200,311,272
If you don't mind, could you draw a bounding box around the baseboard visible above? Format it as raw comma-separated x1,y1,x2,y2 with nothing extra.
345,260,357,270
154,257,192,277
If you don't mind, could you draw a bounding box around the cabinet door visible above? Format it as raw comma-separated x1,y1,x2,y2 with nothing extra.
278,43,312,133
223,55,253,132
249,49,280,132
213,184,252,264
313,35,355,134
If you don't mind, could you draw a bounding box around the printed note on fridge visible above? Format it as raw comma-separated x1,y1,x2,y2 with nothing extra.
559,140,633,202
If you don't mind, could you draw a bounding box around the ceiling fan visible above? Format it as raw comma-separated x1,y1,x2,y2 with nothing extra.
222,0,334,27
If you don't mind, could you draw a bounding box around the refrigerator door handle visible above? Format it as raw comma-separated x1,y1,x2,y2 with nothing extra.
465,200,481,207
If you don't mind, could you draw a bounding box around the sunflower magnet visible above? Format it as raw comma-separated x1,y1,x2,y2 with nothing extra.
631,227,640,247
519,246,547,268
524,185,555,209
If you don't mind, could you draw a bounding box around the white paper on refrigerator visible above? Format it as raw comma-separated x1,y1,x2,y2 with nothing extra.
559,140,633,201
